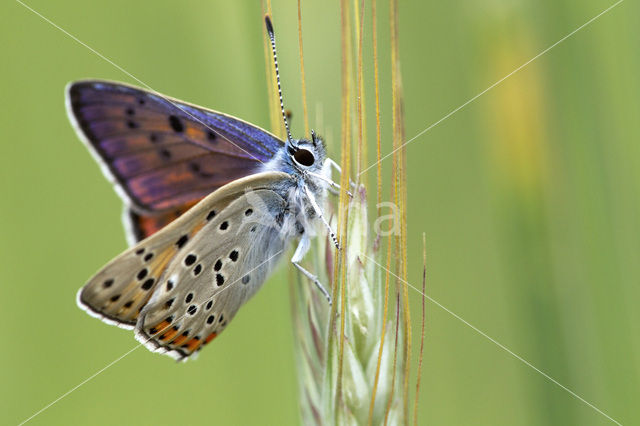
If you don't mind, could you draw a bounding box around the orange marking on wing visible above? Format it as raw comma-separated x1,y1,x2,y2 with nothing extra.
160,327,179,341
185,126,201,139
184,337,202,352
172,333,189,346
191,221,206,235
135,215,166,239
150,319,171,335
133,200,200,239
204,332,218,344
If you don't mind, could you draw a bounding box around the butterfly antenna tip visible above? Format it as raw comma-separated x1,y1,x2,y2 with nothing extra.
264,15,293,144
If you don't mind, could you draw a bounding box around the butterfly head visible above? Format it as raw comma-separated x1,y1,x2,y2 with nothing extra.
285,130,327,175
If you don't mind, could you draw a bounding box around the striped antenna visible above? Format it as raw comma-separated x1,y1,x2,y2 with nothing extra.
265,15,293,143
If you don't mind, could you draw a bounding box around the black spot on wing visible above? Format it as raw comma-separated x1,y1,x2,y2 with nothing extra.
216,274,224,286
184,254,197,266
190,161,215,179
176,235,188,249
193,264,202,276
159,148,172,160
141,278,155,290
214,259,222,272
168,115,184,132
137,268,148,280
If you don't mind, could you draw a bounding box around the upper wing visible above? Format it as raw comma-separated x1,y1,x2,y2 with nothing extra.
77,171,291,332
66,80,284,213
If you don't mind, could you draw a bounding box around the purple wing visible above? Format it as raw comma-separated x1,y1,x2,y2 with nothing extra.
66,80,282,214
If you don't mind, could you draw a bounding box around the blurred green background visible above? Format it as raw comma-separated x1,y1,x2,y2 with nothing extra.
2,0,638,424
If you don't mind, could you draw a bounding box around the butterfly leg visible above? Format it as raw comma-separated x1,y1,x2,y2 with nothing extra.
324,158,357,191
325,157,342,174
307,171,352,197
304,185,340,250
291,234,332,305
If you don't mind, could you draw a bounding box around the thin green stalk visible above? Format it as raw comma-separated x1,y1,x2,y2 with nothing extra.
277,1,418,424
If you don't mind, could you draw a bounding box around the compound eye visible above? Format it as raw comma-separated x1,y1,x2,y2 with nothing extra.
293,148,315,167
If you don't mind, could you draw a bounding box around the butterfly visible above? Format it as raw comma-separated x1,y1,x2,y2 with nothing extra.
69,16,339,361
